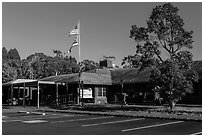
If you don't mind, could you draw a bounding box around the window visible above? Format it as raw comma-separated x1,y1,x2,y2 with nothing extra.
96,87,106,97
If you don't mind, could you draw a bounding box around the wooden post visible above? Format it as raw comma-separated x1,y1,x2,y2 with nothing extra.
81,81,84,106
23,83,25,108
41,87,43,106
11,84,13,106
56,83,59,106
66,83,68,105
77,83,80,105
7,87,10,105
37,82,40,108
121,80,123,107
18,86,20,105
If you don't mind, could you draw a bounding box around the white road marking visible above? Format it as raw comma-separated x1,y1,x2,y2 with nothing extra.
8,120,22,122
2,120,22,123
51,116,114,124
2,116,62,122
82,118,145,127
190,132,202,135
33,116,63,120
122,121,184,132
62,114,74,117
22,120,47,123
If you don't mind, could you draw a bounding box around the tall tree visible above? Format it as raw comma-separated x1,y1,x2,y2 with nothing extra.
7,48,21,60
2,62,18,83
122,3,198,109
2,47,8,62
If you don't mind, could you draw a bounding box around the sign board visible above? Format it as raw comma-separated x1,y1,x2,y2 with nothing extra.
80,88,93,98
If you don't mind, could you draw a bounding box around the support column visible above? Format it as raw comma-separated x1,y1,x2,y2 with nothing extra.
56,83,59,106
11,84,13,106
7,87,10,105
66,83,68,105
23,83,25,108
37,82,40,108
81,81,84,106
121,80,123,107
28,87,30,106
77,83,80,105
18,86,20,105
41,87,44,106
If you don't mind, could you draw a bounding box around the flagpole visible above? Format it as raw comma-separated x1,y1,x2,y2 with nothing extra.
78,19,81,105
78,19,81,63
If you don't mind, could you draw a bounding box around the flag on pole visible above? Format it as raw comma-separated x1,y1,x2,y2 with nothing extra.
68,36,79,53
69,24,79,36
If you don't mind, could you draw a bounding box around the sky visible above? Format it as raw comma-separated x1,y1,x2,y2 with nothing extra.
2,2,202,66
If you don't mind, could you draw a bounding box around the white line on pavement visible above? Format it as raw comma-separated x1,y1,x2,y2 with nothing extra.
2,116,63,122
32,116,63,120
122,121,184,132
62,114,74,117
3,120,22,122
2,116,7,118
82,118,145,127
51,116,114,124
190,132,202,135
22,120,47,123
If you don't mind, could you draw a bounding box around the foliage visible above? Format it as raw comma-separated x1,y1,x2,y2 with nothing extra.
2,48,80,82
7,48,21,60
2,60,23,83
53,50,63,58
2,62,18,83
2,47,22,83
2,47,8,62
122,3,198,108
22,52,79,79
81,59,100,72
151,59,198,109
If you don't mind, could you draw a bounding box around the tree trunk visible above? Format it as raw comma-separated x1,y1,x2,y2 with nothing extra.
169,101,176,110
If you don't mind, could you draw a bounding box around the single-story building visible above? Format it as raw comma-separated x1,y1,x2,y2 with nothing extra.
2,60,202,107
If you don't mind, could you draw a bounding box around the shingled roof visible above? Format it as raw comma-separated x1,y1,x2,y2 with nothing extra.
40,68,150,85
110,68,152,84
40,69,112,85
40,60,201,85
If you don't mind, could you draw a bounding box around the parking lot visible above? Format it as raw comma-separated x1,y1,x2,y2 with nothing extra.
2,111,202,135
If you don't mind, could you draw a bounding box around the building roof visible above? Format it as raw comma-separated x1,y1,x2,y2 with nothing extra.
40,68,150,85
40,60,202,85
81,70,112,85
110,68,152,84
41,69,112,85
2,79,37,86
5,61,200,87
2,79,55,87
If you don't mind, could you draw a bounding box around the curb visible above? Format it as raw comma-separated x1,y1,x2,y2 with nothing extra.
36,109,202,122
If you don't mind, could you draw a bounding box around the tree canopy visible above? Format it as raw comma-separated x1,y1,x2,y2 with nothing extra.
7,48,21,60
2,48,80,83
122,3,198,109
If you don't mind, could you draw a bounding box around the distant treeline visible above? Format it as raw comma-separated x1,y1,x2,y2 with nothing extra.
2,47,100,83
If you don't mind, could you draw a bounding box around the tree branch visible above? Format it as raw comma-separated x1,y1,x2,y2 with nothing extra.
174,45,182,53
158,38,172,54
154,49,164,63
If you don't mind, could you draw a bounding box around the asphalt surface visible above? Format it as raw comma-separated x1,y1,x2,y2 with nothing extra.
2,111,202,135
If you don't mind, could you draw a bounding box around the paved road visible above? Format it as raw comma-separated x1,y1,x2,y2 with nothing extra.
2,112,202,135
